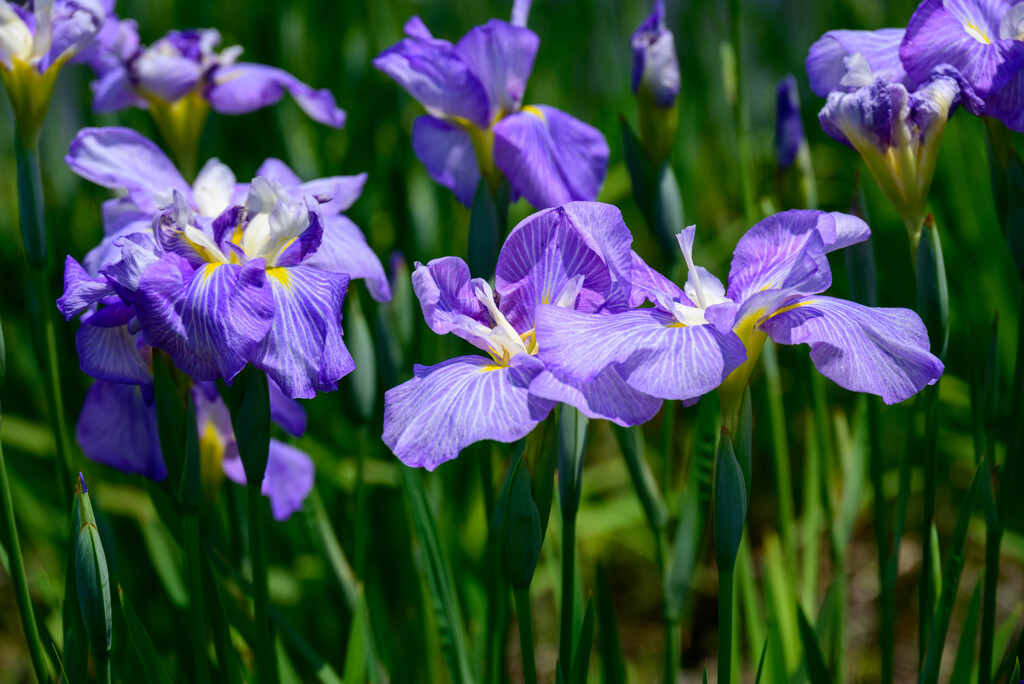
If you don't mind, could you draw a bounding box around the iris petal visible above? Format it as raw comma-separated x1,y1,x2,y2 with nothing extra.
206,63,346,128
76,381,165,480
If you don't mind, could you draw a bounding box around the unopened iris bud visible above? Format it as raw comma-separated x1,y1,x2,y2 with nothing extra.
631,0,680,167
74,473,112,661
0,0,105,144
775,75,817,209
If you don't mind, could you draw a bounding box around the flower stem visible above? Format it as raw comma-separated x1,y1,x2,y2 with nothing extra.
656,530,680,684
867,397,894,683
16,141,73,502
513,586,537,684
184,513,210,684
559,509,577,676
718,563,735,684
762,341,795,562
248,483,276,684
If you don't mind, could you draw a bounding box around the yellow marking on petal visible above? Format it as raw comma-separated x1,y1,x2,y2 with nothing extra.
767,301,808,319
198,420,226,504
481,364,506,372
665,321,686,328
266,267,292,290
522,105,546,122
201,262,223,282
964,21,991,44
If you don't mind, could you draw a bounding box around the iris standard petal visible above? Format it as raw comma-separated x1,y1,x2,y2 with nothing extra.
304,215,391,302
529,367,663,427
759,295,944,404
534,306,747,402
373,29,491,126
495,202,636,331
805,28,909,97
382,354,554,470
133,51,204,102
77,381,166,480
42,0,104,70
454,19,539,118
206,63,346,128
411,256,491,349
77,303,152,387
91,66,146,112
66,127,191,212
133,254,276,383
249,265,353,399
900,0,1024,97
410,115,481,207
492,105,609,209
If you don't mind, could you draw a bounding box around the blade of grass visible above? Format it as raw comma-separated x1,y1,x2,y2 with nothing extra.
118,585,175,684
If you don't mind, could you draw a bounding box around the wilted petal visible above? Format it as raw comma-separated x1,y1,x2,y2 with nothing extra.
495,202,636,332
133,254,275,383
207,63,346,128
529,367,662,426
77,381,165,480
493,105,609,209
534,306,747,402
454,19,539,117
304,215,391,302
382,354,553,470
249,265,353,399
760,295,944,404
805,28,908,96
411,115,480,207
77,303,151,387
66,127,191,212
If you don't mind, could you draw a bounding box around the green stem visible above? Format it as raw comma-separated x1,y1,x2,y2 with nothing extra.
919,384,940,667
184,514,210,684
979,521,1001,684
762,342,795,562
0,434,50,684
867,398,894,683
16,142,73,502
482,451,505,684
560,510,577,676
249,483,276,684
96,653,112,684
656,530,679,684
660,400,676,496
513,587,537,684
718,563,735,684
833,552,847,684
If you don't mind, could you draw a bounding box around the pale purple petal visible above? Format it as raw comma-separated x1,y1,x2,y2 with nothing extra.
411,256,490,349
99,231,162,299
304,215,391,302
495,202,636,332
274,198,325,268
631,0,680,107
805,28,909,97
42,0,105,70
77,304,152,387
66,127,191,213
206,63,346,128
77,381,166,480
133,255,276,383
269,378,306,437
759,296,944,404
249,265,354,399
297,174,366,214
253,158,303,187
529,367,663,426
534,306,747,402
91,66,147,112
985,68,1024,131
493,105,609,209
411,115,481,207
382,354,554,470
628,251,686,307
454,19,539,117
222,439,314,520
132,51,203,102
57,255,116,320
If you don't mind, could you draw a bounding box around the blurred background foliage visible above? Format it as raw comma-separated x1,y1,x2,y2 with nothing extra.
0,0,1022,682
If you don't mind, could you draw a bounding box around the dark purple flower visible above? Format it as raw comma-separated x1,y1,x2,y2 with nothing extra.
775,75,806,170
630,0,680,108
374,16,608,208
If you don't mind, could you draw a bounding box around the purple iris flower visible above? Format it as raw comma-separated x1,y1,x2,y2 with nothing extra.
535,211,944,429
373,15,609,208
382,202,733,470
80,18,344,127
807,26,983,241
631,0,680,109
775,75,806,170
900,0,1024,131
0,0,105,74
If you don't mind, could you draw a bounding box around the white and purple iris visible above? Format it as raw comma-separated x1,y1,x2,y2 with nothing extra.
79,16,345,127
536,210,945,430
806,24,983,240
373,14,609,209
382,203,739,470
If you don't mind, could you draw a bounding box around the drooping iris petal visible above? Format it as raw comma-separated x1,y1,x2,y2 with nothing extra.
493,105,609,209
454,19,539,118
900,0,1024,97
382,354,554,470
269,378,307,437
628,251,686,306
805,28,909,97
529,367,663,426
759,296,944,404
66,126,191,213
534,306,747,402
249,265,354,399
77,304,152,388
410,115,481,207
133,254,276,383
222,439,314,521
57,255,115,320
985,67,1024,130
495,202,636,332
305,215,391,302
372,24,491,126
411,256,490,349
206,63,346,128
77,381,166,480
726,210,869,304
99,231,161,299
